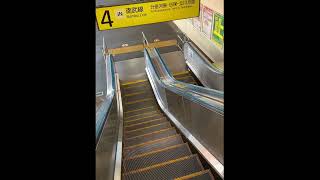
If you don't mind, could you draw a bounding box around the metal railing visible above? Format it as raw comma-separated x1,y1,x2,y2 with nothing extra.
144,41,224,178
178,34,224,91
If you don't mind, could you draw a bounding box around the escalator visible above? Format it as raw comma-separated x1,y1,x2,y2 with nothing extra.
121,79,215,180
172,71,198,85
96,35,223,180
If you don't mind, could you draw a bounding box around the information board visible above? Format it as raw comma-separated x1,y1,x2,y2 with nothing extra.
96,0,200,30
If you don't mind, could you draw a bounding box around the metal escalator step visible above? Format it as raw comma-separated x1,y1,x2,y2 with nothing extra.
124,122,172,138
122,154,204,180
122,85,151,95
174,170,215,180
124,117,167,131
125,112,163,122
125,115,165,127
177,76,196,84
124,128,177,147
124,106,159,117
124,91,147,97
172,71,190,78
175,75,192,80
125,127,174,140
123,134,183,158
124,98,155,105
121,79,148,86
125,110,160,119
124,92,155,103
124,100,157,112
123,143,192,172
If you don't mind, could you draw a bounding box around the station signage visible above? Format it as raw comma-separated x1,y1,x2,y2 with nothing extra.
96,0,200,30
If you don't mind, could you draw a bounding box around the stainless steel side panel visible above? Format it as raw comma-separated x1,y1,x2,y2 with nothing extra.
115,56,147,83
145,50,224,178
96,98,119,180
184,43,224,91
183,98,224,164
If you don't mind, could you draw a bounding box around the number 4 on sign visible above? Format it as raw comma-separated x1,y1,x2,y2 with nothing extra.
101,10,114,27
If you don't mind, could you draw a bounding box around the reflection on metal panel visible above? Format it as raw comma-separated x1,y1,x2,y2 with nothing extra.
184,42,224,91
172,20,224,69
96,98,119,180
144,48,224,178
115,57,147,83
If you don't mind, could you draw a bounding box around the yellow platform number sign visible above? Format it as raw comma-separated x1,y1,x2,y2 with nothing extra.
96,0,200,30
212,12,224,49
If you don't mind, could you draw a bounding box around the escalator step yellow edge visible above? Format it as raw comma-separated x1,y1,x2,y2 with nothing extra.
124,122,171,134
122,83,150,89
125,127,175,141
124,134,180,150
125,110,160,119
124,142,187,160
175,75,192,80
124,91,147,97
123,154,197,175
173,71,190,76
125,113,163,123
124,117,166,128
125,98,154,105
121,79,148,86
124,106,157,114
174,170,211,180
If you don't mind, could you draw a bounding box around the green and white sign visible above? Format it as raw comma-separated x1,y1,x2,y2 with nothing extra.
212,12,224,49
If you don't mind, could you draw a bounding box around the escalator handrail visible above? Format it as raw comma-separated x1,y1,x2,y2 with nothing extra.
153,48,224,102
145,49,223,114
96,54,116,144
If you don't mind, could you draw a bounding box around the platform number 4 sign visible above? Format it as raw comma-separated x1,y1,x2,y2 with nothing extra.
101,10,114,27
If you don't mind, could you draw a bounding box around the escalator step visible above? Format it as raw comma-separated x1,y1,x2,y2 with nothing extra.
124,117,167,131
123,143,192,172
125,115,166,127
174,170,215,180
125,110,160,119
124,128,177,147
124,91,155,103
124,99,157,112
121,80,149,88
172,71,190,79
178,76,196,84
124,106,159,118
124,98,155,105
122,85,152,95
123,134,183,158
124,122,172,138
124,111,163,122
122,154,204,180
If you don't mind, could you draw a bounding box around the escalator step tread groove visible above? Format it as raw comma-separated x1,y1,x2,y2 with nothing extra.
124,117,167,131
124,101,157,112
125,116,165,127
123,143,192,172
122,85,152,94
125,127,175,141
174,170,215,180
124,122,172,138
125,98,155,105
124,111,163,122
124,128,177,147
122,154,203,180
124,93,155,103
123,134,183,158
124,106,158,115
124,110,160,120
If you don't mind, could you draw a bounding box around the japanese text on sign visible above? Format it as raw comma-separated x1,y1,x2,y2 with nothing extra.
96,0,200,30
